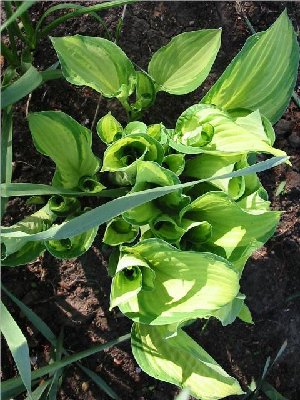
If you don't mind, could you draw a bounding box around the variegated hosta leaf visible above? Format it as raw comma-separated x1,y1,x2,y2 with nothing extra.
149,214,185,242
113,239,239,325
28,111,100,189
101,134,164,185
123,121,147,136
212,293,247,326
162,154,185,176
131,71,156,113
179,219,212,251
110,253,156,309
184,154,245,199
48,195,81,217
96,112,123,145
103,216,139,246
202,10,300,124
1,204,55,266
78,176,106,194
181,192,280,273
131,323,244,400
122,161,189,226
51,35,136,99
172,104,287,157
237,188,270,212
148,29,221,95
45,210,97,259
147,123,169,145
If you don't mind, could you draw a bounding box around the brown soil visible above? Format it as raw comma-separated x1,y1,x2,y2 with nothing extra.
2,2,300,400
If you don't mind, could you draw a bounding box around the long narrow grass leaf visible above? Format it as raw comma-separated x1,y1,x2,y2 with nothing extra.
25,380,50,400
2,285,57,346
1,334,131,396
79,365,120,400
1,156,288,242
1,66,42,109
1,183,128,198
1,1,36,33
1,301,32,397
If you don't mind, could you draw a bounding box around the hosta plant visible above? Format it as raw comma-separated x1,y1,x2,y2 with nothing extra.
1,10,299,400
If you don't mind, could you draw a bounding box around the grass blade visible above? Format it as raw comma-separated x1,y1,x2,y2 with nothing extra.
1,1,37,33
1,156,288,242
1,334,131,397
1,108,13,217
2,285,57,346
79,365,120,400
261,382,288,400
1,300,32,397
1,66,42,109
2,286,121,400
25,380,50,400
1,183,128,198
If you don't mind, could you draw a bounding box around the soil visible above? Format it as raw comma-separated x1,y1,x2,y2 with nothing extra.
1,2,300,400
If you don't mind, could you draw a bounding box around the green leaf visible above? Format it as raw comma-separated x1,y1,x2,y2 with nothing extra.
51,35,136,98
173,105,287,157
261,382,288,400
124,121,148,135
202,10,300,124
1,66,42,109
28,111,100,189
123,161,187,226
2,203,55,266
148,29,221,95
238,303,253,324
0,1,36,32
131,323,244,400
182,192,280,272
1,183,125,198
131,71,156,112
116,239,239,325
96,112,123,145
1,301,32,397
162,154,185,176
103,216,139,246
1,333,131,399
184,154,244,199
1,156,288,243
102,134,164,184
212,293,246,326
45,212,97,259
48,195,80,217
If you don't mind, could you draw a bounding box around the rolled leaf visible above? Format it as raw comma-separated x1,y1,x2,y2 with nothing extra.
132,323,244,400
123,121,147,135
173,104,287,157
96,112,123,145
147,123,169,145
103,216,139,246
184,154,245,199
115,239,240,325
182,192,280,272
48,195,80,216
28,111,100,189
102,134,164,184
149,214,184,242
45,210,97,259
110,253,155,309
2,204,55,266
78,176,105,193
162,154,185,176
202,10,300,124
130,71,156,113
123,161,189,226
51,35,136,98
148,29,221,95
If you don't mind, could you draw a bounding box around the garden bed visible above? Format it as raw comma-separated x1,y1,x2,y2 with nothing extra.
2,2,300,399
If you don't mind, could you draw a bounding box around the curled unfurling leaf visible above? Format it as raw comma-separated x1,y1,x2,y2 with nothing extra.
112,239,239,325
1,204,56,266
103,216,139,246
48,195,80,216
97,112,123,145
102,134,164,184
